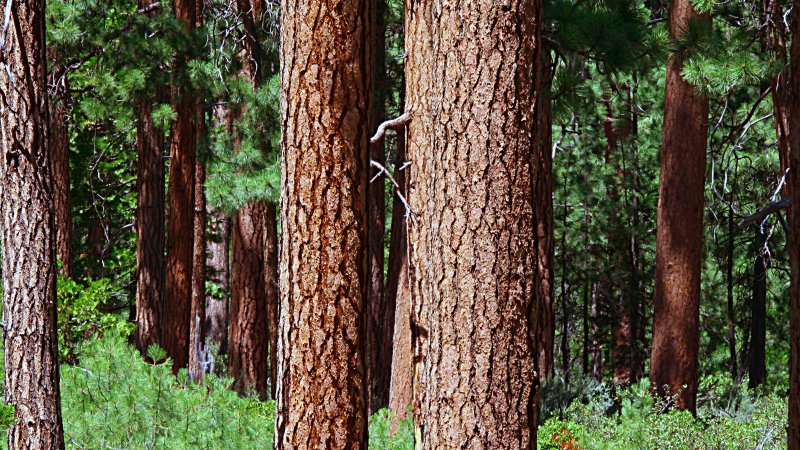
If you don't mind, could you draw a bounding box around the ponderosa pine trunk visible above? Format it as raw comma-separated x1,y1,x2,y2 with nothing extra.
164,0,198,371
275,0,371,445
0,1,65,447
265,202,279,399
649,0,710,412
367,0,389,413
749,226,767,389
534,41,555,382
763,0,791,182
50,77,73,278
787,1,800,444
134,0,166,353
387,94,412,421
229,201,269,396
405,0,541,445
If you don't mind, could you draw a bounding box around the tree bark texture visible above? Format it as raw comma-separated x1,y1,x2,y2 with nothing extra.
164,0,198,371
0,1,66,447
188,129,207,382
405,0,541,446
763,0,791,189
265,202,280,399
749,227,767,389
276,0,371,446
533,40,555,382
787,2,800,446
649,0,709,413
229,201,269,396
50,79,73,278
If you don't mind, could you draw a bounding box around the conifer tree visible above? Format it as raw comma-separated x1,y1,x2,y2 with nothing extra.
0,1,65,447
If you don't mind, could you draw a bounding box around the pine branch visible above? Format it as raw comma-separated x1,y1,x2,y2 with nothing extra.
370,112,412,144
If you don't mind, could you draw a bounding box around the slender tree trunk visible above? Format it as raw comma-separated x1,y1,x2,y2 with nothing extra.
405,0,541,446
591,283,602,381
726,195,738,379
0,2,65,447
188,115,207,382
275,0,371,445
749,226,767,389
134,0,166,352
787,1,800,438
367,0,389,413
164,0,198,371
50,77,73,278
204,106,231,357
265,202,279,399
534,43,555,382
387,101,412,421
229,201,268,396
649,0,709,413
582,281,590,374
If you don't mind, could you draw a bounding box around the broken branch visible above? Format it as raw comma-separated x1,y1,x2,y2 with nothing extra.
370,112,412,144
738,199,790,228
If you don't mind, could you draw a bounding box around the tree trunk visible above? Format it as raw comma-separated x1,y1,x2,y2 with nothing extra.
591,283,602,381
275,0,371,445
0,2,65,447
229,201,268,396
164,0,198,371
50,78,73,279
405,0,541,446
188,117,207,382
134,0,166,352
726,195,738,380
787,0,800,438
763,0,791,186
387,103,412,421
367,0,389,413
649,0,709,413
749,226,767,389
534,43,555,382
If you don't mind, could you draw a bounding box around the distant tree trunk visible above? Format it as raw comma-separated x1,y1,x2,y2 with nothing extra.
749,226,767,389
134,0,166,352
387,100,412,421
367,0,389,413
582,281,590,373
787,0,800,438
649,0,709,413
204,107,231,357
763,0,791,184
0,2,65,447
591,283,602,380
560,199,571,385
405,0,541,446
164,0,198,371
534,44,555,382
264,202,279,399
275,0,371,445
229,201,268,396
50,77,73,278
188,117,207,382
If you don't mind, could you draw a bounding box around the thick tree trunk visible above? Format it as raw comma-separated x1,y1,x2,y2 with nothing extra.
387,112,412,421
405,0,541,446
367,0,389,413
50,80,73,278
188,123,207,382
534,43,555,382
164,0,198,371
763,0,791,184
649,0,709,413
0,2,66,447
229,201,268,396
275,0,371,445
749,227,767,389
134,12,166,351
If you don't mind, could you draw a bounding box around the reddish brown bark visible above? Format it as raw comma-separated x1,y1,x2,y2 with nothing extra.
164,0,198,371
229,201,268,396
265,202,280,399
405,0,541,446
188,119,207,382
275,0,371,445
50,79,73,279
649,0,710,412
0,1,65,447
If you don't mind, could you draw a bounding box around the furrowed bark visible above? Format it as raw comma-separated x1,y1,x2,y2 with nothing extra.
405,0,542,446
787,1,800,446
0,1,66,447
649,0,710,412
189,116,207,382
50,77,73,279
276,0,371,445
